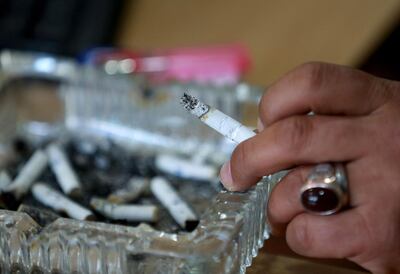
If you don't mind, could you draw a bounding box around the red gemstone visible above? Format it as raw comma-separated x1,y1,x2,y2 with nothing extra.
301,187,339,213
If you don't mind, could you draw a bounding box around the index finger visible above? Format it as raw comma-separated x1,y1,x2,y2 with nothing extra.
259,62,396,127
220,115,368,191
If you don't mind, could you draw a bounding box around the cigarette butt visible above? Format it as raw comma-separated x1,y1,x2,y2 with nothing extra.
5,150,48,199
90,197,159,222
47,143,82,196
0,170,12,190
155,154,217,181
107,177,149,204
32,183,94,221
150,176,198,230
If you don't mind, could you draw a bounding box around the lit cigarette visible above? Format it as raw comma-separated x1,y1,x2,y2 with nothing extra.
107,177,149,204
180,93,256,143
32,183,95,221
90,197,159,222
47,143,81,196
155,153,217,181
150,176,198,229
181,94,345,214
4,150,48,199
0,170,12,190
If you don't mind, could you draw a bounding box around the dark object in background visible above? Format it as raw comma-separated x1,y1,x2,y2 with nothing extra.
17,204,60,227
361,20,400,81
0,0,124,56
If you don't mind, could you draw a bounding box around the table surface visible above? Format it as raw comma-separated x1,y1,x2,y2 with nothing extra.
248,236,367,274
248,252,366,274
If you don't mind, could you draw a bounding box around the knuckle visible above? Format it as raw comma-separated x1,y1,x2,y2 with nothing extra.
293,62,328,92
367,78,396,110
288,216,314,252
345,211,374,261
267,187,281,220
230,141,253,181
274,117,313,156
267,169,304,224
259,89,274,125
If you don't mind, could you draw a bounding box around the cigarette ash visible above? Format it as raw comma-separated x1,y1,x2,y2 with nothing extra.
180,93,209,117
0,136,220,233
180,93,199,111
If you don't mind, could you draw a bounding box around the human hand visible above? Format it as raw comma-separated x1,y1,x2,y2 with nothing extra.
219,62,400,273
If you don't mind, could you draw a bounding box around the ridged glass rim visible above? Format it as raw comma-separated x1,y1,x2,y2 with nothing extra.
0,50,273,273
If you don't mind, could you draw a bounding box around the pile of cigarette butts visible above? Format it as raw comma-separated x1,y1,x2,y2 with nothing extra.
0,137,221,232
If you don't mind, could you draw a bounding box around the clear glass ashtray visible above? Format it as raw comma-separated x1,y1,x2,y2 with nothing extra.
0,51,276,274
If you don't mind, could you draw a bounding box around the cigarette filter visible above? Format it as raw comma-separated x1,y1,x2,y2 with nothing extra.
32,183,94,221
90,197,159,222
155,153,217,181
107,177,149,204
5,150,48,199
150,176,198,229
47,143,81,196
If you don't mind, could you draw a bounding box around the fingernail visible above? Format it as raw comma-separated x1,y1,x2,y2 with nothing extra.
220,162,235,191
257,118,264,132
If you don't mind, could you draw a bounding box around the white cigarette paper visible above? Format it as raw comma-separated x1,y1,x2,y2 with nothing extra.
90,197,158,222
150,176,197,228
47,143,81,196
155,154,217,181
5,150,48,199
180,93,255,144
199,108,255,143
32,183,94,220
107,177,149,204
0,170,12,190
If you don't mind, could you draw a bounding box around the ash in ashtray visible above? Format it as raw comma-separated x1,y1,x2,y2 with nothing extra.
0,137,222,233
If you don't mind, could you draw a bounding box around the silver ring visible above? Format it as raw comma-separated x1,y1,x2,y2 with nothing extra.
300,163,349,215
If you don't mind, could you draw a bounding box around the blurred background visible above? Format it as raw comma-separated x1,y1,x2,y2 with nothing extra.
0,0,399,85
1,1,399,273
